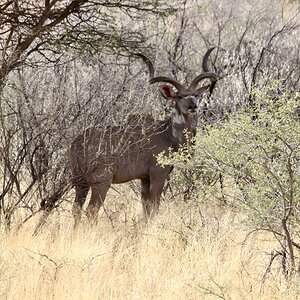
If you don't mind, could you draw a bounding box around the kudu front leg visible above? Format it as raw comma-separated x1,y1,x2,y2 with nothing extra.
142,176,165,219
141,178,151,218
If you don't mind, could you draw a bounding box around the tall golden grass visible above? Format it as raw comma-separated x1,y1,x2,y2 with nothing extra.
0,189,298,299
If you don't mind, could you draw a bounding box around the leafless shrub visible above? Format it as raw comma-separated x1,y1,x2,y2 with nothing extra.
1,0,300,227
0,55,161,229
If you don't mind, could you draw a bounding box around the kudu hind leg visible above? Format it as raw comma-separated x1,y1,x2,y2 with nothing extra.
86,181,111,224
73,182,89,227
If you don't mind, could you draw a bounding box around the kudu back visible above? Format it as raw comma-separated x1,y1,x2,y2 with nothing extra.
69,48,220,225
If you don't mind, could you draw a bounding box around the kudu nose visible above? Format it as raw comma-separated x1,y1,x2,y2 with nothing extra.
187,103,197,113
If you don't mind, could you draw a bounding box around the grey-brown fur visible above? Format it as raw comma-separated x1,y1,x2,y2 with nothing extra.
69,48,220,225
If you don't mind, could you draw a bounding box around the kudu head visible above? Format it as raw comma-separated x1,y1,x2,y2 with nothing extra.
137,48,220,120
137,48,220,144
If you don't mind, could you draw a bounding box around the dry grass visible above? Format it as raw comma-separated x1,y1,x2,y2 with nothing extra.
0,189,299,300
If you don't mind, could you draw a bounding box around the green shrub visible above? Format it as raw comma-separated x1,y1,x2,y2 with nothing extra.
159,83,300,276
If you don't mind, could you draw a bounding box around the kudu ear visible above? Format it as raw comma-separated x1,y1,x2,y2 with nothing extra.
197,84,211,95
159,84,177,100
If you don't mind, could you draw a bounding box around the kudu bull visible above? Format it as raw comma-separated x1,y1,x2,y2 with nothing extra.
69,48,220,225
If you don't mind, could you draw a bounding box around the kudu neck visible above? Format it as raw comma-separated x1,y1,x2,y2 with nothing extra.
162,110,197,151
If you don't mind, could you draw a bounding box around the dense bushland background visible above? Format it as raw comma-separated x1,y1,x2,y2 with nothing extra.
1,0,300,298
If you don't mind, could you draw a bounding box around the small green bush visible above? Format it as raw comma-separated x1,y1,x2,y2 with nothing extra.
159,83,300,276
